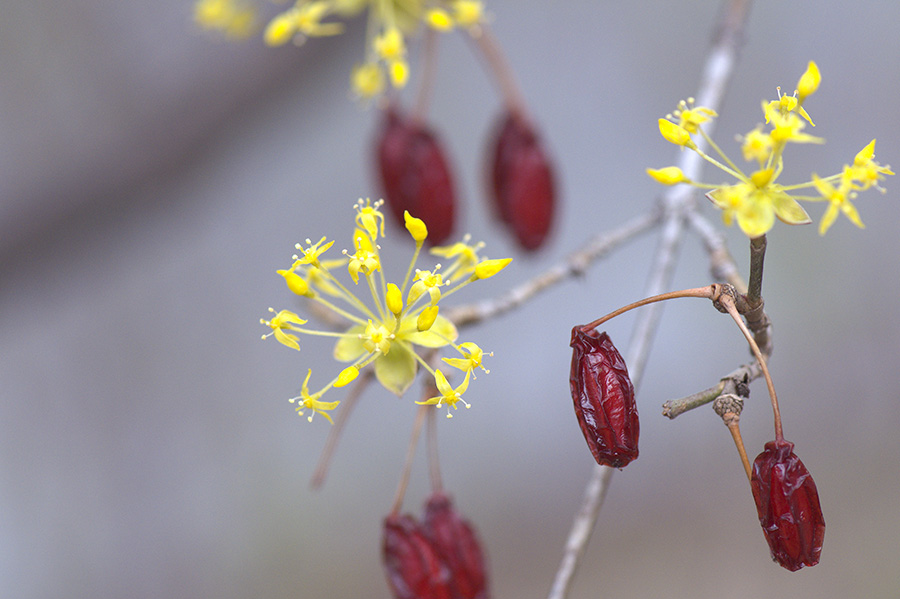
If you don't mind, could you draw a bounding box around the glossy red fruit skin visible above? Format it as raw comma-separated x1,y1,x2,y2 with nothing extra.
488,112,555,251
750,439,825,571
376,107,456,245
383,513,454,599
423,493,489,599
569,327,639,468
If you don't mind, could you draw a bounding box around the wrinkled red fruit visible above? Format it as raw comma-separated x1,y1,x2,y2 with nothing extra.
569,326,639,468
488,111,556,251
383,513,453,599
750,439,825,571
423,493,490,599
376,107,456,245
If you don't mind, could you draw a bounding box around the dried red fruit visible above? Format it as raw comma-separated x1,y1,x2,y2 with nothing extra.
383,513,454,599
568,326,639,468
376,107,456,245
423,493,490,599
487,111,556,251
750,439,825,571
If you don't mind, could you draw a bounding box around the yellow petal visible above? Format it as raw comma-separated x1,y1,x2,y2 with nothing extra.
658,118,692,147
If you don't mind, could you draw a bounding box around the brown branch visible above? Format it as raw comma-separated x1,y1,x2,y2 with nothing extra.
447,210,661,328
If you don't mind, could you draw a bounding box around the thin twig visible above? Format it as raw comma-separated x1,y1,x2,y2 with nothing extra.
310,370,374,489
547,2,752,597
448,210,661,328
469,25,529,119
662,360,760,419
390,404,429,514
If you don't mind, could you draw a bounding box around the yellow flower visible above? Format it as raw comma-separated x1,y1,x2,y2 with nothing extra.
294,236,334,266
707,178,810,238
290,370,340,423
408,268,445,306
671,98,717,134
261,201,509,416
442,342,491,375
811,170,864,235
850,139,894,190
431,236,483,282
260,308,307,350
416,370,471,417
355,198,385,240
206,0,493,99
194,0,257,38
741,127,773,165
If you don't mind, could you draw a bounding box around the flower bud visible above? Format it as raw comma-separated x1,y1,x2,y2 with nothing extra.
487,111,556,251
376,106,456,245
423,492,490,599
569,327,639,468
658,118,693,147
750,439,825,571
797,61,820,102
383,513,453,599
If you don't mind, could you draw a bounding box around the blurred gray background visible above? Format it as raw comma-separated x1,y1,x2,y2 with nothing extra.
2,1,899,597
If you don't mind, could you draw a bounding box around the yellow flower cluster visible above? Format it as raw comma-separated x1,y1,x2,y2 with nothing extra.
195,0,486,99
260,199,510,421
648,61,893,237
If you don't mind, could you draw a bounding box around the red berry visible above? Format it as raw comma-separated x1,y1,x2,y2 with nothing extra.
423,493,490,599
383,513,454,599
568,327,639,468
487,112,556,250
750,439,825,571
376,107,456,245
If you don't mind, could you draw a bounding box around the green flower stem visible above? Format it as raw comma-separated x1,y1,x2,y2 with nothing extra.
411,347,438,377
366,273,386,321
400,242,422,296
439,276,474,301
320,264,378,320
693,145,745,182
312,294,369,326
699,127,743,176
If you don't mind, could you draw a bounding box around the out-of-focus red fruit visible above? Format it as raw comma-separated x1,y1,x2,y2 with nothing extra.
488,111,556,251
568,326,639,468
383,513,454,599
423,493,490,599
376,107,456,245
750,439,825,571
